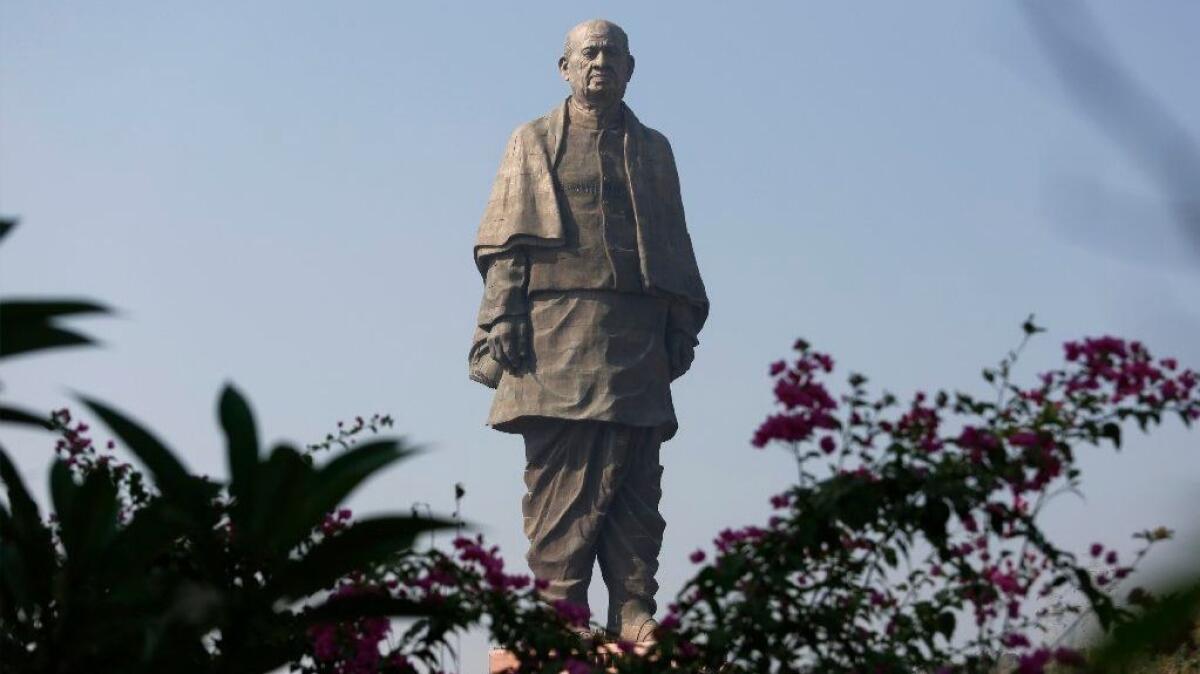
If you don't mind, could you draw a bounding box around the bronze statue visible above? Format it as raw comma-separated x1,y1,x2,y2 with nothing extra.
469,19,707,642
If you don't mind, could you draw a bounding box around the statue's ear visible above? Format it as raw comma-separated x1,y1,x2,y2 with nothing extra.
558,56,570,81
626,54,635,82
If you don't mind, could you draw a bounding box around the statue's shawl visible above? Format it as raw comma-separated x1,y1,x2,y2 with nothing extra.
474,99,709,314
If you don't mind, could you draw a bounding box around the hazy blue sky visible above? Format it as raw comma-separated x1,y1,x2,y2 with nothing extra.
2,1,1198,669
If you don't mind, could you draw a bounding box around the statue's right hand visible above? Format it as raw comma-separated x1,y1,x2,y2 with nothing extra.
488,315,532,373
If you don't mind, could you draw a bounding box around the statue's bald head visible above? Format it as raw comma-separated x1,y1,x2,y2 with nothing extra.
559,19,635,109
563,19,630,60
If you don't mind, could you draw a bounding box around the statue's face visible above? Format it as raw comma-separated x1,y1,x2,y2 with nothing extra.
559,22,634,107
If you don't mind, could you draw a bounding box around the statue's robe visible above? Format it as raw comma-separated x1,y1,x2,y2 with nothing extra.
469,99,708,441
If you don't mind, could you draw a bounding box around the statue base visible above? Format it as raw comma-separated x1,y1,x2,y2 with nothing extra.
489,642,654,673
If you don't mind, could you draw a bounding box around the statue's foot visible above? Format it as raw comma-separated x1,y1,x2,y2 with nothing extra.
616,616,658,644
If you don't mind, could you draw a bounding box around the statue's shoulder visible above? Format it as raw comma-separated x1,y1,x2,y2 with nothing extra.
506,104,560,149
641,125,672,153
626,109,675,158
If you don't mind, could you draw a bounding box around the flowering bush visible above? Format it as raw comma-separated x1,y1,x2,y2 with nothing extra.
279,322,1198,674
294,536,604,674
0,388,455,674
656,320,1199,673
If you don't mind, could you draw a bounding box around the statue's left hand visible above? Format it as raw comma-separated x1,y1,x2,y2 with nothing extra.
667,332,695,380
489,314,532,374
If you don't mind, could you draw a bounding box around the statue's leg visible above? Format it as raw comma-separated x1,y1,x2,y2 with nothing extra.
521,419,633,615
596,425,665,640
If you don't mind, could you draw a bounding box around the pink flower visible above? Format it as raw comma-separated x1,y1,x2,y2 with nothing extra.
689,549,706,564
1008,431,1042,448
551,599,591,627
986,567,1021,595
307,624,340,662
1089,543,1103,558
752,413,814,447
1064,341,1082,362
819,436,837,454
958,426,999,455
564,658,591,674
1054,648,1086,666
1017,649,1052,674
1003,633,1030,648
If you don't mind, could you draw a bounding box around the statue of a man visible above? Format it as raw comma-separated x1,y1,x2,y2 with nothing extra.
469,19,707,642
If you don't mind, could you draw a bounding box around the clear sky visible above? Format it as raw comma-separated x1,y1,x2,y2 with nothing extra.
2,1,1198,669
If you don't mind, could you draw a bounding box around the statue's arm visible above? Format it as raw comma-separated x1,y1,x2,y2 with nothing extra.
656,133,704,380
474,248,533,376
476,248,530,330
667,299,700,347
666,299,698,381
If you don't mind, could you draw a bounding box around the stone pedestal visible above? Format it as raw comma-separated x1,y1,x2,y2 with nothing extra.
488,642,654,673
488,648,521,673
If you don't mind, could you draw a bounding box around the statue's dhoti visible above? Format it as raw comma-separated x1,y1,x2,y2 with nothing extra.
520,419,665,634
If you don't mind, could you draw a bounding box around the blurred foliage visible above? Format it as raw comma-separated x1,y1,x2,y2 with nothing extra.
0,217,108,428
0,390,453,673
1083,579,1200,674
0,219,454,673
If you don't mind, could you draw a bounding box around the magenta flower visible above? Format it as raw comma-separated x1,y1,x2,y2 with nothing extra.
819,436,836,454
564,658,592,674
551,599,591,627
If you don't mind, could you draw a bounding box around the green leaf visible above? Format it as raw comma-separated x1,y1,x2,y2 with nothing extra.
219,385,259,520
302,593,432,623
937,611,956,640
1089,579,1200,672
51,461,121,572
271,515,456,601
0,404,52,429
0,446,56,607
0,447,46,536
49,460,79,527
293,439,415,539
1101,422,1122,449
0,217,15,243
80,396,194,500
62,469,121,570
246,443,313,552
97,500,186,586
920,499,951,546
0,299,109,359
1021,314,1045,335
